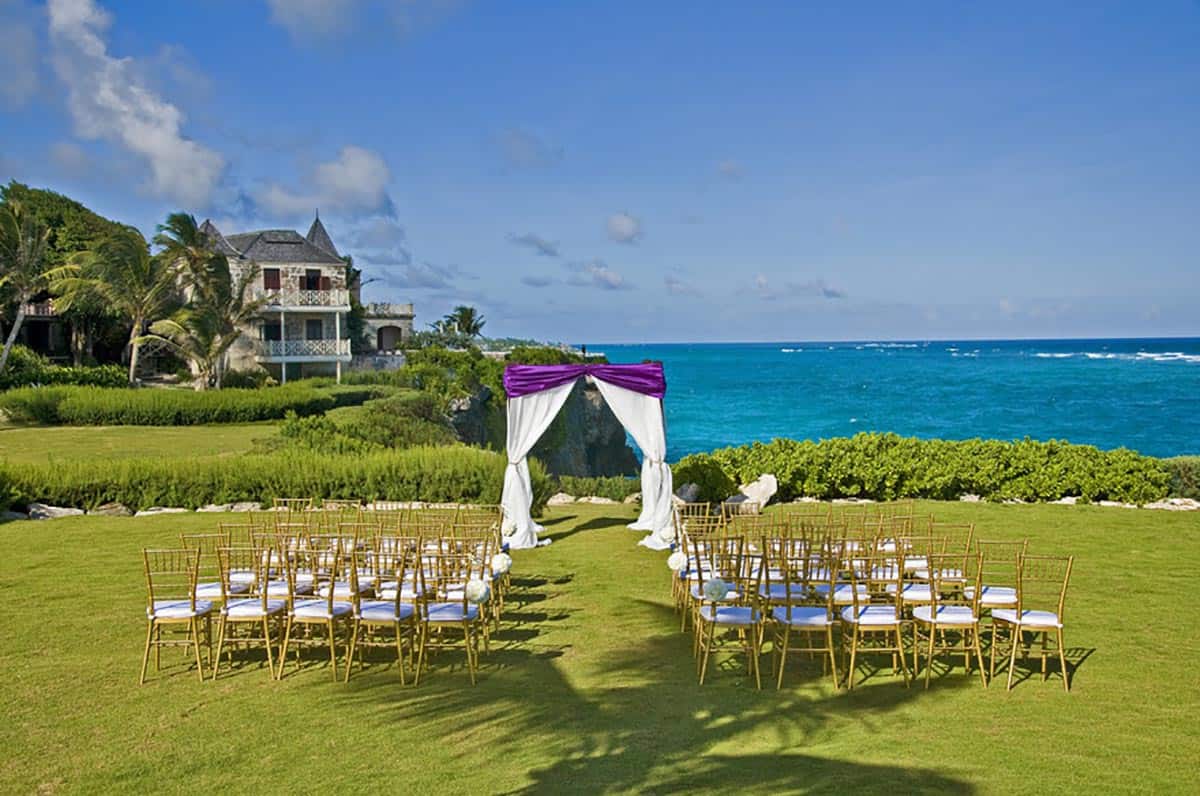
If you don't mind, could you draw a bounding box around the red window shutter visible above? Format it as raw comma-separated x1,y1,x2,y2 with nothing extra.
320,276,331,290
263,269,280,290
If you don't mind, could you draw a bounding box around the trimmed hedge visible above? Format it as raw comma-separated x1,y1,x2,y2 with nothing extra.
1167,457,1200,499
1,446,550,513
0,345,126,390
672,433,1173,505
0,383,388,426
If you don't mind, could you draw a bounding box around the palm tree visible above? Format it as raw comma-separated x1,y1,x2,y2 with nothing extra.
143,259,264,389
153,212,226,307
50,228,179,385
444,305,486,337
0,201,53,373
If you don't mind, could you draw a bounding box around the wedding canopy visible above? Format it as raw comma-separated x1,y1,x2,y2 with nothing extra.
500,362,674,551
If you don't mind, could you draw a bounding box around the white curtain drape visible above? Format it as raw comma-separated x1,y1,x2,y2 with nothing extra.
591,378,674,550
500,381,577,549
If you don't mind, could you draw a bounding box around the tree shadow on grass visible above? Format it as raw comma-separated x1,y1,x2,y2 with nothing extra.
545,515,634,543
333,572,977,794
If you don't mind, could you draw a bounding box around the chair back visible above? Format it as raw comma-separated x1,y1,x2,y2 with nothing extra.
926,551,983,614
848,550,904,620
1016,555,1073,621
217,546,269,607
143,548,201,615
975,539,1028,589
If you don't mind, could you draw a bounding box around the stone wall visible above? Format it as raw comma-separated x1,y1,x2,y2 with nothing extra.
231,261,347,289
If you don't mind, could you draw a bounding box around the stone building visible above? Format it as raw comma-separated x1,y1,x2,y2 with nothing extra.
200,215,355,382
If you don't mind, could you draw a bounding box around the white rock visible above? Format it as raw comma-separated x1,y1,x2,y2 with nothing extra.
728,473,778,509
578,495,617,505
197,503,233,513
792,496,820,503
832,498,876,504
1098,500,1137,509
959,494,983,503
674,483,701,503
623,492,642,504
547,492,577,506
1051,496,1079,505
134,507,189,517
229,502,262,513
28,503,85,520
1,510,28,521
88,501,132,516
1145,498,1199,511
1002,499,1027,505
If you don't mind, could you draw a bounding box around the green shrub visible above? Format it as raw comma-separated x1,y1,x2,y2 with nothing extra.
1,446,549,513
0,345,126,390
221,369,276,389
1166,457,1200,499
671,433,1172,505
0,383,386,425
265,391,458,454
555,475,641,501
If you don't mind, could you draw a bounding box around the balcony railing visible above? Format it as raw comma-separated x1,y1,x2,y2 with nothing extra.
364,302,414,318
20,301,56,318
253,288,350,308
256,339,351,359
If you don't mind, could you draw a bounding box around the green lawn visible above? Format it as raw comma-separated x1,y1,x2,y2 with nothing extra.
0,422,277,465
1,502,1197,793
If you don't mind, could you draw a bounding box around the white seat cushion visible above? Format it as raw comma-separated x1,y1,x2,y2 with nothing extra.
885,583,932,602
690,584,742,601
292,599,352,619
378,583,425,600
229,570,256,585
813,583,867,604
965,585,1017,606
913,605,978,625
698,605,760,625
426,602,480,622
148,599,213,620
357,600,416,623
991,608,1062,628
317,581,371,599
266,577,314,596
759,583,808,602
196,581,248,599
223,598,285,618
770,605,831,627
841,605,901,625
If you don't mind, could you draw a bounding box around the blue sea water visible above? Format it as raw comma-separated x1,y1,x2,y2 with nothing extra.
585,339,1200,461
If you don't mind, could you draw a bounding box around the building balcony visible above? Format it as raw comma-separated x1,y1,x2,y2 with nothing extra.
364,302,414,319
255,338,352,362
253,288,350,311
20,301,57,318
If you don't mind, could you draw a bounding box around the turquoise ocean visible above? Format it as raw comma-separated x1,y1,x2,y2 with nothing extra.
586,338,1200,461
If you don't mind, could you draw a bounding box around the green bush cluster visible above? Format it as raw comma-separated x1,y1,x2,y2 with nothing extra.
0,345,126,390
554,475,641,501
1,446,550,513
265,390,458,454
672,433,1173,505
1166,457,1200,499
0,383,387,425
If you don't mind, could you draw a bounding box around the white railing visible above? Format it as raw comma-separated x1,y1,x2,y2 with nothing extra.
257,339,351,358
21,301,56,317
364,302,414,318
254,288,349,308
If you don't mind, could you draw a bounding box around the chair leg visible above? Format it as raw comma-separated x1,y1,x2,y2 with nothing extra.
345,620,360,683
826,625,840,689
847,628,859,690
465,623,477,685
212,618,229,681
698,622,714,685
973,627,988,688
1006,627,1021,690
414,625,427,686
139,621,155,685
262,617,275,680
775,626,789,690
190,618,206,682
395,626,407,685
154,625,162,671
278,618,293,680
924,623,935,689
1057,628,1069,692
327,621,338,681
896,626,910,686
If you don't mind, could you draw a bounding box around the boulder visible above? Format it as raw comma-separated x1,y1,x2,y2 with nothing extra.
197,503,233,513
959,494,984,503
728,474,778,509
1051,496,1079,505
89,501,132,516
1,510,28,522
1098,500,1137,509
674,483,701,503
578,495,617,505
134,507,189,517
792,496,820,503
28,503,85,520
623,492,642,504
547,492,577,506
1145,498,1199,511
229,502,262,513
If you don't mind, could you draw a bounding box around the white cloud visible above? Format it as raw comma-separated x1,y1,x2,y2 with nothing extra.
265,0,359,39
665,274,702,297
0,1,39,108
497,128,563,170
716,159,745,181
49,141,90,176
255,145,394,218
606,212,642,244
265,0,463,42
521,275,554,288
509,232,560,257
566,260,630,291
753,273,845,301
47,0,225,207
377,261,471,291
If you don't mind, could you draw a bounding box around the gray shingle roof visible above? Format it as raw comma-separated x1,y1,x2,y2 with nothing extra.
222,228,345,265
198,219,242,257
306,216,340,259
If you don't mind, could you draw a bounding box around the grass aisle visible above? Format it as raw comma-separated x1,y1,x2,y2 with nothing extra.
1,502,1197,793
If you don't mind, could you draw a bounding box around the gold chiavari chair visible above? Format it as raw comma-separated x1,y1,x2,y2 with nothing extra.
346,541,420,682
678,520,727,632
842,549,910,688
912,552,988,688
272,497,315,514
969,539,1029,626
140,548,212,684
991,554,1074,691
213,546,285,680
279,539,356,680
180,532,240,605
415,549,490,685
692,531,764,688
762,530,840,689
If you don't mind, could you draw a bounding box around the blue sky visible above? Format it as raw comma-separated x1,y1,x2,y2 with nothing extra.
1,0,1197,343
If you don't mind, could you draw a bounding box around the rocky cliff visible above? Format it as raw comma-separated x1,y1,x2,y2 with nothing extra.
448,380,639,477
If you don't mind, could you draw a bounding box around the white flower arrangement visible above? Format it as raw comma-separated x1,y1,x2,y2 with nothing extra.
464,578,491,604
667,551,688,572
702,577,730,602
491,552,513,575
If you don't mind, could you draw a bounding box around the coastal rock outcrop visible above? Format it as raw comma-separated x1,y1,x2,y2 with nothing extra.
28,503,84,520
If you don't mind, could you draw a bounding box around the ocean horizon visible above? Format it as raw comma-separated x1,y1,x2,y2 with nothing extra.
583,337,1200,461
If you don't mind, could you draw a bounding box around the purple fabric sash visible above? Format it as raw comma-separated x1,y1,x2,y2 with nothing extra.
503,363,666,399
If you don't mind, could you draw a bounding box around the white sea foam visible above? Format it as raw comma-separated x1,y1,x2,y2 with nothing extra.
1034,352,1073,358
